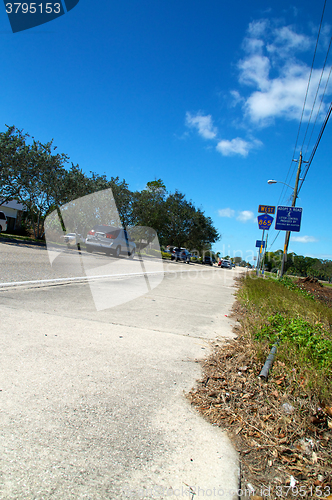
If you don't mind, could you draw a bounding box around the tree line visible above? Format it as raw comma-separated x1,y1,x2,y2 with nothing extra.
0,126,219,250
264,250,332,282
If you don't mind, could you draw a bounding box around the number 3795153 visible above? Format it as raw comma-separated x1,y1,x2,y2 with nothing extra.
5,3,61,14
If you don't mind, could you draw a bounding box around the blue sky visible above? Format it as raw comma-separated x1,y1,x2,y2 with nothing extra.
1,0,331,263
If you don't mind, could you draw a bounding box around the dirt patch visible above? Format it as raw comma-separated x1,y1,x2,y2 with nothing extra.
187,304,332,499
296,278,332,308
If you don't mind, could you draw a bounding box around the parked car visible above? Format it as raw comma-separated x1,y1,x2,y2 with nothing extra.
171,247,191,263
0,211,7,232
85,225,136,258
62,233,84,247
219,259,232,269
202,255,213,266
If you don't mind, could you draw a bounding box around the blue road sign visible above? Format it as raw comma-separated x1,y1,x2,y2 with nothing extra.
257,213,274,231
275,206,303,232
256,240,265,248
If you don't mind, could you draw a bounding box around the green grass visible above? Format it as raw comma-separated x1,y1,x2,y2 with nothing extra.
237,273,332,402
0,232,45,244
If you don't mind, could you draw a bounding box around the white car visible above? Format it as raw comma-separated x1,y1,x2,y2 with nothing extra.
62,233,84,246
85,225,136,258
219,259,232,269
0,211,8,232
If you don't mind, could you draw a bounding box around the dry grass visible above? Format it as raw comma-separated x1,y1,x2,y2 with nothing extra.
187,275,332,498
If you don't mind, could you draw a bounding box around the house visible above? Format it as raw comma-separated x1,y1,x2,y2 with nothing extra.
0,200,26,232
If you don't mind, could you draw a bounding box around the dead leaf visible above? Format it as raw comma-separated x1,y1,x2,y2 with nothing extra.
276,377,285,385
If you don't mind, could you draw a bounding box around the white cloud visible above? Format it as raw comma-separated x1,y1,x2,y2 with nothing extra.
235,19,332,126
237,210,255,223
291,235,318,243
218,208,255,223
229,90,245,107
185,110,261,158
247,19,269,38
216,137,261,157
185,112,217,139
267,26,313,55
243,64,328,123
218,208,235,218
238,55,271,91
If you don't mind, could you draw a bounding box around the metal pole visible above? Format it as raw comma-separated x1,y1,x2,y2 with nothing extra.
261,232,269,275
256,250,260,276
280,153,302,278
259,229,265,274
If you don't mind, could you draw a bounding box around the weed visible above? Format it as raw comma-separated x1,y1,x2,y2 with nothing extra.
237,274,332,402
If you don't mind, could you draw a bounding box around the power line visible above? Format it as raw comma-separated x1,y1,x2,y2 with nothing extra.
278,0,327,206
298,98,332,193
301,35,332,154
303,53,332,160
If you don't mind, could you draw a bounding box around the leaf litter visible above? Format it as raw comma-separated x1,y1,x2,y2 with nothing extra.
187,301,332,499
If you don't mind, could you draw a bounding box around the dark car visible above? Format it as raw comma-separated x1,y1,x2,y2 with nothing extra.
171,247,191,263
202,255,213,266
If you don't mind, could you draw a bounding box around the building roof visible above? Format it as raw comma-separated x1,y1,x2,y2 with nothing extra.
0,200,26,211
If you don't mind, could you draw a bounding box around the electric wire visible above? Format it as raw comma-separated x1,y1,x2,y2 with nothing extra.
303,54,332,160
301,35,332,155
267,230,281,251
263,1,330,254
277,0,327,206
298,97,332,194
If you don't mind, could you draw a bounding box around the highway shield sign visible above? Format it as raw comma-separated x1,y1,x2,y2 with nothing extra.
257,214,274,230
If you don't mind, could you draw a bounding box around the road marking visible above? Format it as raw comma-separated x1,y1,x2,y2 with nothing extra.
0,267,216,289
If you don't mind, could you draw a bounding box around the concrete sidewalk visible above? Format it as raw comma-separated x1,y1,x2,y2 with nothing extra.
0,266,243,499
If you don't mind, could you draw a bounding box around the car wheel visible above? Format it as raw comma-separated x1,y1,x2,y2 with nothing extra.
86,246,93,253
113,246,121,258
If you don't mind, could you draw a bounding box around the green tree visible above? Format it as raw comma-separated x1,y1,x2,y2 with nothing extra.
0,126,69,238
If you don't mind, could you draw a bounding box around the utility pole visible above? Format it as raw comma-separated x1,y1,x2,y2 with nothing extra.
280,152,302,277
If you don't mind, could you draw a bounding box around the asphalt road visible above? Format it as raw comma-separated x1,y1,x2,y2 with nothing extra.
0,242,244,499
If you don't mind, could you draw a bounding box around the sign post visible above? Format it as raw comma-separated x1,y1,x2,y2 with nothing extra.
256,214,273,275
